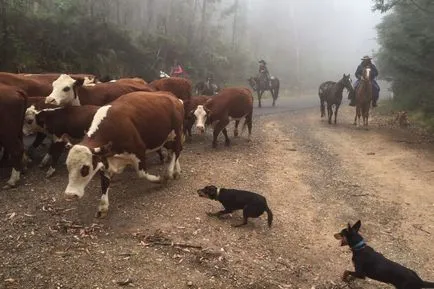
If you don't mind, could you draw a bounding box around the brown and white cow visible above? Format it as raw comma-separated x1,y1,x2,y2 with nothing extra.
23,102,100,177
183,95,211,138
20,73,97,86
63,91,184,217
0,72,52,97
0,84,27,188
150,77,192,101
45,74,154,106
193,87,253,148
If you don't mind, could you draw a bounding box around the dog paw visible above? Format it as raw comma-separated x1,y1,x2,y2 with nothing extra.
206,212,217,217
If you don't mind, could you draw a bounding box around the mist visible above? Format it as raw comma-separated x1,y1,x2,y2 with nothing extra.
238,0,384,88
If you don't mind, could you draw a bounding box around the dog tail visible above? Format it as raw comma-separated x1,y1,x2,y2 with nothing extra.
265,206,273,227
422,281,434,288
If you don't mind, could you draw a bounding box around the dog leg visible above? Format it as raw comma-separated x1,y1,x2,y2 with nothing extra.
342,270,365,282
232,217,248,227
207,209,232,218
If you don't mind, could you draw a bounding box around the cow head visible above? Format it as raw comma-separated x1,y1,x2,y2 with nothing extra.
45,74,85,106
193,105,210,134
65,142,112,198
22,105,41,136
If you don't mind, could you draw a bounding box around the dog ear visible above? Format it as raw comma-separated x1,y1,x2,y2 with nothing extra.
347,222,352,231
352,220,361,232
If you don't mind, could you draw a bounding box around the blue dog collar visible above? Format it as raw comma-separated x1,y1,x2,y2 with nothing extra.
351,240,366,251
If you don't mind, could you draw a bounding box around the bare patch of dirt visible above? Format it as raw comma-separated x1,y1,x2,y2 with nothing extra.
0,104,433,289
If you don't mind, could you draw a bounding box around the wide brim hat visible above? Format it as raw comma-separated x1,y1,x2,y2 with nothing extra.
259,60,266,64
361,55,372,61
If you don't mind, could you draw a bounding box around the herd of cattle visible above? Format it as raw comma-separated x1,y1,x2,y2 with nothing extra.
0,72,253,216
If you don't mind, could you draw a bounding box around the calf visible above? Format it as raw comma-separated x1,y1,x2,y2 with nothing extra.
150,77,192,101
193,87,253,148
45,74,154,106
0,84,27,188
23,102,100,177
64,91,184,217
183,95,211,138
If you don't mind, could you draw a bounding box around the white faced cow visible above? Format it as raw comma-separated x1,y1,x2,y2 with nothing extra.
45,74,153,106
193,87,253,148
63,91,184,217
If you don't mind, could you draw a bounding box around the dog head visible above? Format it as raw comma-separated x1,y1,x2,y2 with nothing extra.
197,185,219,200
334,220,363,247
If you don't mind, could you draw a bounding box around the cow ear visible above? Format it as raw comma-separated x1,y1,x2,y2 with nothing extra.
91,141,112,155
74,78,85,87
60,133,73,149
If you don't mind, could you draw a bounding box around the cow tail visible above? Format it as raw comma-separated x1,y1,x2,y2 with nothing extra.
266,205,273,227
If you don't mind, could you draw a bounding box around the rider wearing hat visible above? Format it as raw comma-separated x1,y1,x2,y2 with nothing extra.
259,60,272,88
349,55,380,107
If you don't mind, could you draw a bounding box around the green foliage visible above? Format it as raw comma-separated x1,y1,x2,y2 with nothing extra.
0,0,253,84
375,0,434,113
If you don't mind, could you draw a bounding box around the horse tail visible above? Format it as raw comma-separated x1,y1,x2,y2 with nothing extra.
274,79,280,99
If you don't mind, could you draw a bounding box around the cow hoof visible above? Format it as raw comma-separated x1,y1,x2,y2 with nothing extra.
95,210,108,218
173,172,181,180
212,142,218,149
46,167,56,178
225,141,231,147
3,183,16,190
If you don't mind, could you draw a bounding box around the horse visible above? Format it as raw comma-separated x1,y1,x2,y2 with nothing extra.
318,74,353,124
247,75,280,108
194,79,220,96
318,81,336,117
354,67,373,127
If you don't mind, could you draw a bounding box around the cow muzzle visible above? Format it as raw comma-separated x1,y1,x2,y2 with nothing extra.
196,125,205,134
45,96,58,105
65,185,85,200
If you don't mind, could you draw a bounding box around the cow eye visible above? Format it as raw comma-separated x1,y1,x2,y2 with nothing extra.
63,86,71,92
80,165,90,177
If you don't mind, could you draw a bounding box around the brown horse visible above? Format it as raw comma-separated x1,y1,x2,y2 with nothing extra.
354,67,373,127
319,74,353,124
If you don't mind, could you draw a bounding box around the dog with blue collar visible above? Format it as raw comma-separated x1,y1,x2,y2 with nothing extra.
334,220,434,288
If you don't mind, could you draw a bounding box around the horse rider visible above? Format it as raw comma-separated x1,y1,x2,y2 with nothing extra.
170,59,184,77
259,60,272,88
349,55,380,107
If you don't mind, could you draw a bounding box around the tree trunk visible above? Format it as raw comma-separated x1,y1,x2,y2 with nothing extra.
232,0,239,50
200,0,207,43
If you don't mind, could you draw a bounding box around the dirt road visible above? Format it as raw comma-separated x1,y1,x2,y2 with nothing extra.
1,95,433,289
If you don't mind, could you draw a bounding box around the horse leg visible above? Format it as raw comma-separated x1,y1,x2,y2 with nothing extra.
271,89,276,107
335,105,339,124
320,97,325,118
257,90,262,108
327,104,333,124
353,108,358,126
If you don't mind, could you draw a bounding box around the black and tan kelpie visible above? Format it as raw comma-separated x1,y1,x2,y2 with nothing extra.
335,220,434,289
197,185,273,228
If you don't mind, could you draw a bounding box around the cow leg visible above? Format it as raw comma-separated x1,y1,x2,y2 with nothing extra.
136,153,162,183
246,113,253,141
28,132,46,159
96,170,111,218
234,120,240,137
222,128,230,146
212,119,228,148
39,152,52,168
157,149,164,164
45,141,65,178
4,140,24,189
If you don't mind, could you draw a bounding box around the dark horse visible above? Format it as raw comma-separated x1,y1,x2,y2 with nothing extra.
354,67,372,127
194,80,220,96
318,74,353,124
247,75,280,108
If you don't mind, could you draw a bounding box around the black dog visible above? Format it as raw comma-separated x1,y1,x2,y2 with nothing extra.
335,220,434,289
197,185,273,227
